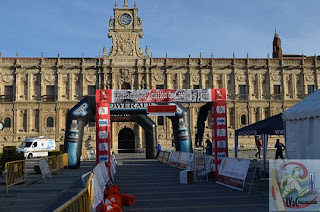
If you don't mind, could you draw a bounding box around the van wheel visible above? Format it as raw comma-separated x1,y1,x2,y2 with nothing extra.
28,154,33,159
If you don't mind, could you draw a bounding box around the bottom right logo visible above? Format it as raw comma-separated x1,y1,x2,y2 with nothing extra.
269,160,320,211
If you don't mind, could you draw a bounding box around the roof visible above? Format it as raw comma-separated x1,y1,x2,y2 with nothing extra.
282,89,320,121
235,113,284,136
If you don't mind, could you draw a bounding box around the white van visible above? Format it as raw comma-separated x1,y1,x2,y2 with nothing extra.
16,136,56,159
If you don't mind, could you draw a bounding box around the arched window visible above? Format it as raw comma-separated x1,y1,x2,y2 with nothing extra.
157,116,164,126
241,115,247,125
4,117,11,128
47,117,54,127
121,83,131,89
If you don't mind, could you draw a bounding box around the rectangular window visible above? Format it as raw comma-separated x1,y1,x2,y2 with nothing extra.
239,85,246,95
274,85,281,95
157,116,164,125
88,86,96,96
4,85,13,101
45,86,55,102
193,85,200,89
156,85,164,89
308,85,315,95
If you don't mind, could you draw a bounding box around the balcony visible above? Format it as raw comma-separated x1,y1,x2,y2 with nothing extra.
42,95,56,102
271,94,283,100
0,95,13,102
236,94,248,100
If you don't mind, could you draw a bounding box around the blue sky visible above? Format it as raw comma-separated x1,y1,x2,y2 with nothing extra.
1,0,320,58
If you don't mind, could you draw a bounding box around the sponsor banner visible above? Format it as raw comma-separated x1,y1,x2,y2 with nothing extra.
110,103,153,111
96,89,227,103
110,89,213,103
269,160,320,211
148,112,175,116
96,101,111,178
147,105,177,113
211,99,228,179
216,157,250,191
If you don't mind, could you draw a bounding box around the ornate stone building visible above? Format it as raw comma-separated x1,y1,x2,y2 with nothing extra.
0,1,319,151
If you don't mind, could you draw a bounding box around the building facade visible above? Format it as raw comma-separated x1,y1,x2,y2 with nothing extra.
0,2,319,151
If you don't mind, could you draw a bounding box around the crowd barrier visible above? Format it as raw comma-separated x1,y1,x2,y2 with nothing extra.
54,172,93,212
165,151,214,176
45,153,68,175
54,155,117,212
5,160,27,196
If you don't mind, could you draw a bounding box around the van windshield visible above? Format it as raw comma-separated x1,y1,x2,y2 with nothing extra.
19,142,33,148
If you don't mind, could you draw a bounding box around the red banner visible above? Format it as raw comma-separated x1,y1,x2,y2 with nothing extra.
96,91,112,177
211,89,228,179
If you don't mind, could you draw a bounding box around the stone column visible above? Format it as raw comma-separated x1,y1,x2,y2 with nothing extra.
291,73,296,99
27,72,33,101
247,72,252,101
57,70,61,101
257,73,262,99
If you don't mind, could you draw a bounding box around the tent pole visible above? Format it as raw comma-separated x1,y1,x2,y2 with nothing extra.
262,134,268,178
235,135,238,158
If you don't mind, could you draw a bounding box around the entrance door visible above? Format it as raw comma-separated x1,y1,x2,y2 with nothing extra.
118,128,135,153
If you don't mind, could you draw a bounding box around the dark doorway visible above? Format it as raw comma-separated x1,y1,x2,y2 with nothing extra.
118,128,135,153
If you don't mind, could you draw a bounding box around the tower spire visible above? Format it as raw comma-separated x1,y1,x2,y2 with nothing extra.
273,30,282,58
124,0,128,8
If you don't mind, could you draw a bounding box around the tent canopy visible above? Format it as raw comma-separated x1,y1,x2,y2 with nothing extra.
235,113,284,136
282,90,320,121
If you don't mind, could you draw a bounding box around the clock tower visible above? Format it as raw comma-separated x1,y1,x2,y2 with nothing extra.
108,0,144,58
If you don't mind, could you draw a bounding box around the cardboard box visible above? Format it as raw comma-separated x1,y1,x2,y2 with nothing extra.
180,170,194,184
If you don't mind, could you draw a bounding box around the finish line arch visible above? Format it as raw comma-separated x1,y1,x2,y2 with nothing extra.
65,89,227,179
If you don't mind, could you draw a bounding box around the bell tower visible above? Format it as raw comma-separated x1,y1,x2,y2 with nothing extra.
107,0,144,58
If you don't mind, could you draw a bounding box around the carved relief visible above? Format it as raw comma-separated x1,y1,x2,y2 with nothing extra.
2,75,13,83
62,76,68,85
115,33,135,56
108,31,144,58
84,74,96,83
140,75,147,89
33,75,39,84
170,74,176,84
154,72,165,83
44,74,55,83
306,72,314,82
271,72,281,81
237,74,246,82
119,69,131,84
191,73,200,83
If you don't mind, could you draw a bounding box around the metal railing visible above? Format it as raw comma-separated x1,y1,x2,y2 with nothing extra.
0,95,13,102
53,172,93,212
5,160,27,196
42,95,55,102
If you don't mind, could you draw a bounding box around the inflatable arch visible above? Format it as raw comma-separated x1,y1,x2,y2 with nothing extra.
64,89,227,179
64,98,191,169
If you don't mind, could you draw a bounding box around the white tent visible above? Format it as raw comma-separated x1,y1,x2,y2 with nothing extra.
282,90,320,159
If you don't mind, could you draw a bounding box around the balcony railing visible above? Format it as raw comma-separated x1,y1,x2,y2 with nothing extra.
236,94,248,100
271,94,283,100
0,95,13,102
42,95,56,102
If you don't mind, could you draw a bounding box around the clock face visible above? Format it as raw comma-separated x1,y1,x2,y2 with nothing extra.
119,13,132,26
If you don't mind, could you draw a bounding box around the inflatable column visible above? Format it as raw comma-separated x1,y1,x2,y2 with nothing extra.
96,90,112,177
211,89,228,179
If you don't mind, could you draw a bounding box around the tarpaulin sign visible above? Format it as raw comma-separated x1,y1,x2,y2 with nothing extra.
216,157,250,191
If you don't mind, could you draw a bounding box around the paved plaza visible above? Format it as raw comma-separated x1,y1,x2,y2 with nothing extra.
0,153,269,212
